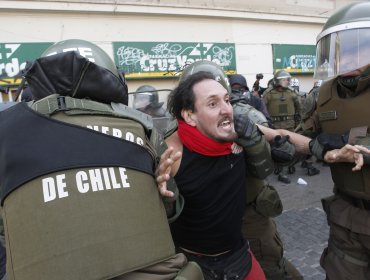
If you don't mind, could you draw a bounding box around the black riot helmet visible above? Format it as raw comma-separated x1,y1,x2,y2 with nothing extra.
25,39,128,104
42,39,119,75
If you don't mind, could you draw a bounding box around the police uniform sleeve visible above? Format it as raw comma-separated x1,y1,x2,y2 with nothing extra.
150,127,184,223
233,105,274,179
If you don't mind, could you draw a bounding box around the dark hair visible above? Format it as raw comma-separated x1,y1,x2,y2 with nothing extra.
168,71,215,120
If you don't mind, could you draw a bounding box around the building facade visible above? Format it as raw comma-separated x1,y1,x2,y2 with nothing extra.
0,0,360,102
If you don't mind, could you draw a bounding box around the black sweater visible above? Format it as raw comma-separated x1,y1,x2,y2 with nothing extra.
171,146,246,254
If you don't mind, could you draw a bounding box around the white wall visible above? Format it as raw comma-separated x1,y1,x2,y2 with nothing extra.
0,0,358,94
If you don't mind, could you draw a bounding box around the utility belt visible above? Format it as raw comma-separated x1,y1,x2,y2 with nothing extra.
271,115,294,122
338,191,370,211
177,241,251,280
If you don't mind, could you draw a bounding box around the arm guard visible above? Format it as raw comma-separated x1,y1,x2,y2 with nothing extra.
150,124,184,223
271,135,296,163
233,103,273,179
309,131,349,160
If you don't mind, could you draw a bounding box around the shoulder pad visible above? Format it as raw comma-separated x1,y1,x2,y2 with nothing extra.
301,93,316,120
263,87,273,95
29,95,154,134
233,102,269,127
111,102,153,132
317,78,334,107
163,118,178,139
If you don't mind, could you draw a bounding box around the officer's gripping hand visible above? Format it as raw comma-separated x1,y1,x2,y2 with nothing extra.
155,147,181,198
234,113,260,141
271,135,296,163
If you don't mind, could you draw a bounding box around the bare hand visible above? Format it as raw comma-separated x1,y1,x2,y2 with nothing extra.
324,144,370,171
155,147,182,197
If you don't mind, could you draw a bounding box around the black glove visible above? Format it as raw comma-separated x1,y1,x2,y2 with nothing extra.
234,113,257,140
309,131,349,160
271,135,296,163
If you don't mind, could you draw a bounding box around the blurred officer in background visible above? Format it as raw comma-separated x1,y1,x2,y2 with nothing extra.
263,70,301,183
133,85,170,118
287,77,320,176
308,80,322,102
229,74,272,127
132,85,172,134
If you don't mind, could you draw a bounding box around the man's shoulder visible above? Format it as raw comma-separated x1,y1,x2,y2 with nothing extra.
165,132,183,153
164,132,183,177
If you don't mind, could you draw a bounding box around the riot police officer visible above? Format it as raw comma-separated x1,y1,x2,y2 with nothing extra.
133,85,170,118
290,77,321,176
132,85,172,134
263,70,301,183
293,90,321,176
0,39,202,280
312,2,370,279
228,74,272,127
263,71,301,130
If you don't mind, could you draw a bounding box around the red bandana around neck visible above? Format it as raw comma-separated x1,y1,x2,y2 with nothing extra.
177,120,232,156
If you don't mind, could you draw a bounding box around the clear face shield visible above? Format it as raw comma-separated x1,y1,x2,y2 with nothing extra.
133,92,152,110
277,78,291,88
314,27,370,80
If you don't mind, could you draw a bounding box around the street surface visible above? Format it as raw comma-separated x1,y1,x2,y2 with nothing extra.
268,162,333,279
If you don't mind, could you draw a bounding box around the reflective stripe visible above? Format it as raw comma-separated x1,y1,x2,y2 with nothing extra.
316,22,370,42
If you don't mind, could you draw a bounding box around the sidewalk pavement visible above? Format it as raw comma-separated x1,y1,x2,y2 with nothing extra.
266,162,333,279
275,207,328,280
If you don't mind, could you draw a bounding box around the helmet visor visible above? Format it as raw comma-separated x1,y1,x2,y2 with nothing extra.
133,92,151,109
277,78,290,88
315,28,370,79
